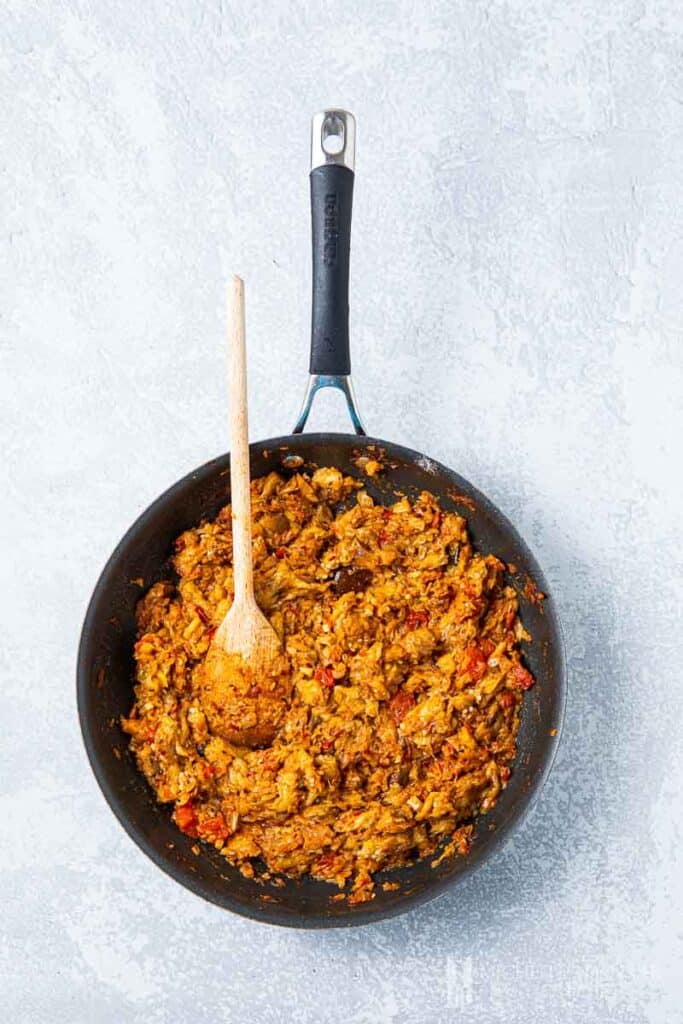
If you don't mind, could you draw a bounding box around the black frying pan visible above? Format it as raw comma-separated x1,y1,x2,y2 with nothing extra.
77,110,566,928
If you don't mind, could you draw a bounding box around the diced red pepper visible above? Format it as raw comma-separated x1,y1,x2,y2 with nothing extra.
378,528,390,545
499,690,516,709
275,547,286,559
202,764,215,779
197,814,230,843
175,801,198,837
510,663,535,690
389,690,416,724
314,851,339,875
480,638,495,658
406,609,430,630
195,604,210,625
381,508,393,522
462,644,487,681
500,765,511,782
174,536,186,551
320,738,334,752
314,665,335,688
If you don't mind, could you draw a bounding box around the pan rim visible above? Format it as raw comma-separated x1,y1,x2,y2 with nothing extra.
77,432,567,927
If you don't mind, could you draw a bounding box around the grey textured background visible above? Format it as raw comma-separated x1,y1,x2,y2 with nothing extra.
2,1,683,1021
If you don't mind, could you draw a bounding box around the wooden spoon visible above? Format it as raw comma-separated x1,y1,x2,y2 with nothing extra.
201,276,289,747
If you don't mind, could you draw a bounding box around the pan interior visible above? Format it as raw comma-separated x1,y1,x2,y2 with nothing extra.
78,433,565,927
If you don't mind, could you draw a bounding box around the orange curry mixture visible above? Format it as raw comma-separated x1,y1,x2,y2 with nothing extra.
123,467,535,903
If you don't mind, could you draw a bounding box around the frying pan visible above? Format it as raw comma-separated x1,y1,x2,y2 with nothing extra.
77,110,566,928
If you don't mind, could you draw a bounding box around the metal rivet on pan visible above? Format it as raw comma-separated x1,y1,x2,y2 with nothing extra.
281,453,304,469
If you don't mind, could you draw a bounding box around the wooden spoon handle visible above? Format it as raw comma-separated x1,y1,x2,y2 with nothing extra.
227,276,254,609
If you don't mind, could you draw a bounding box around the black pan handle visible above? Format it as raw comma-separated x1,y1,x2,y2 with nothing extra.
310,144,353,374
293,111,365,435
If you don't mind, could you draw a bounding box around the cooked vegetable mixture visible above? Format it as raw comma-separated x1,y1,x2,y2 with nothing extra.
123,468,535,902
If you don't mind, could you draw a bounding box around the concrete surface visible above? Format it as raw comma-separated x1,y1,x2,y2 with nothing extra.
2,1,683,1021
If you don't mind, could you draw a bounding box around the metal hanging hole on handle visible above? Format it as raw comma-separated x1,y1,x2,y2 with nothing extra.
311,110,356,172
322,113,345,154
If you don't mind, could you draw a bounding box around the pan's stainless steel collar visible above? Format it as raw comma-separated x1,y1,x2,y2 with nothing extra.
310,110,356,172
292,374,365,435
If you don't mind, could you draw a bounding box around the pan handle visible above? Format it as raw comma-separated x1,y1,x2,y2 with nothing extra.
293,110,366,435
